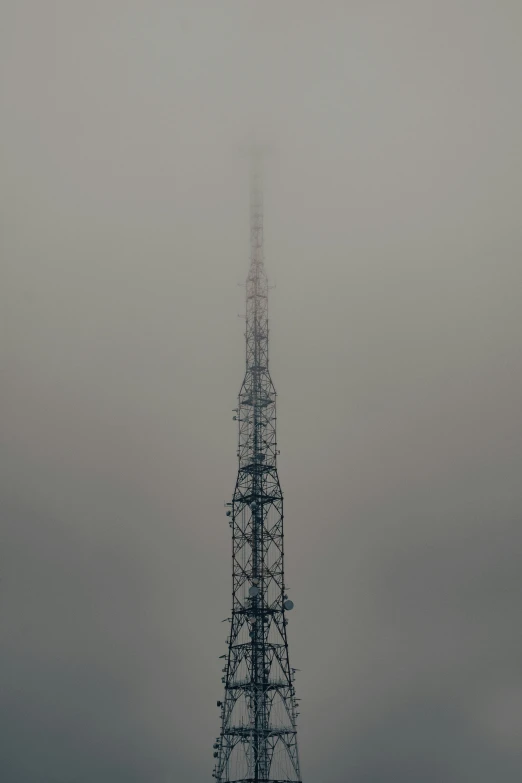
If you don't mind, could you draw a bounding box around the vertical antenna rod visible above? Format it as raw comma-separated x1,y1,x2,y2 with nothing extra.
212,151,303,782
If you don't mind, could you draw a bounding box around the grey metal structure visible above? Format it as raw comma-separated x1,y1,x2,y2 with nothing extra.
212,153,302,783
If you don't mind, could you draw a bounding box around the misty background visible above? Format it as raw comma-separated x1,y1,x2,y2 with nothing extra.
1,2,522,781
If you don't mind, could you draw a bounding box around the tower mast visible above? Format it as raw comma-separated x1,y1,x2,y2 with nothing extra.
213,152,302,783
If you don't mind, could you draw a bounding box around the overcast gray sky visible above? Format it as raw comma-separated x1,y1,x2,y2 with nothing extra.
1,1,522,781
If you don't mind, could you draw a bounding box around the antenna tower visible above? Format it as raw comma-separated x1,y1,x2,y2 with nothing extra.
212,152,302,783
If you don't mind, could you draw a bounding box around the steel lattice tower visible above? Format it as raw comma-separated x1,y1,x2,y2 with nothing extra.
212,152,302,783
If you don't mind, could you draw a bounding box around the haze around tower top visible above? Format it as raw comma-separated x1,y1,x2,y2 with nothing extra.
1,2,521,782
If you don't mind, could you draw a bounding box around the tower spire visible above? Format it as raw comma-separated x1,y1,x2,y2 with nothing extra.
213,153,302,783
250,148,264,269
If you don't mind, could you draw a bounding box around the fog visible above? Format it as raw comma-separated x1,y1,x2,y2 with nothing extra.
1,2,522,781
